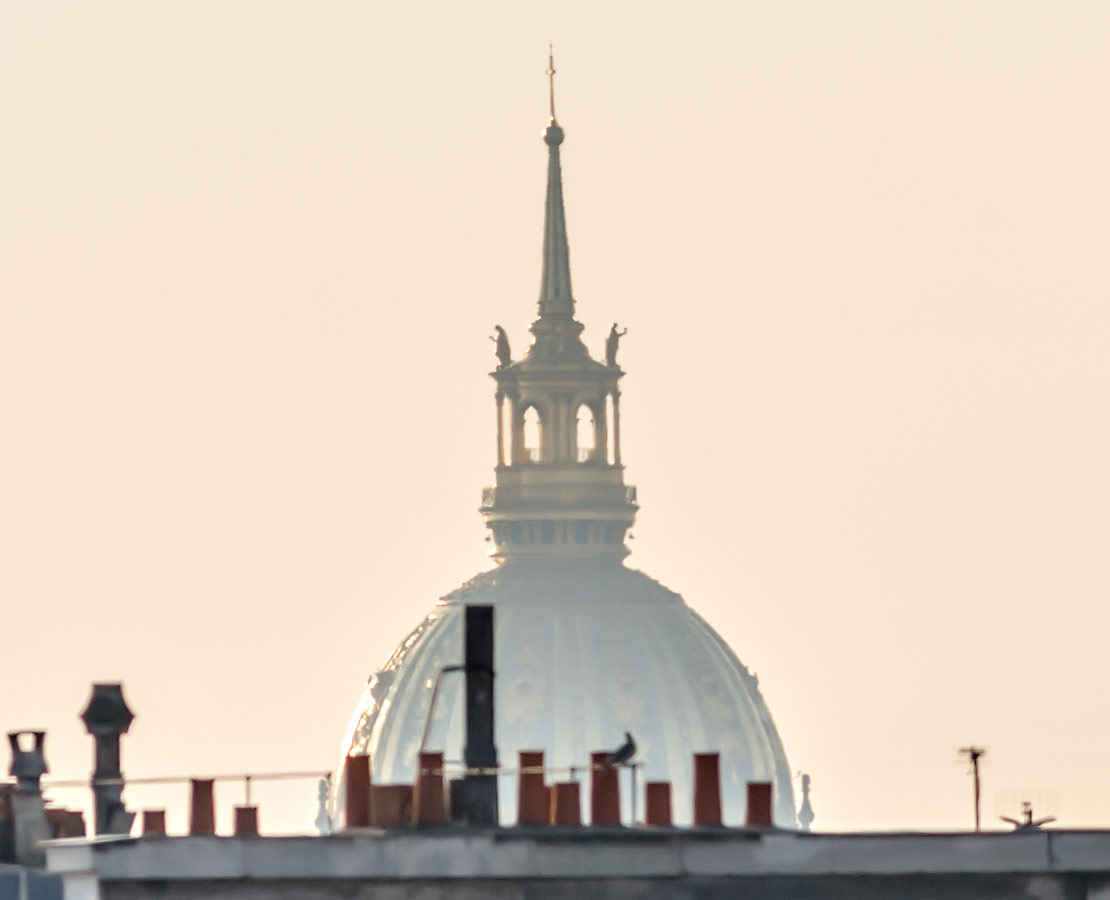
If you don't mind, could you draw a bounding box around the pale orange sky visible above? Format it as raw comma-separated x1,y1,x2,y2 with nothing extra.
2,1,1109,833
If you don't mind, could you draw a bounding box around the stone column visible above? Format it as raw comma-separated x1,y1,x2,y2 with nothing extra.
594,399,608,463
495,393,505,467
561,395,573,462
612,391,622,465
511,396,524,465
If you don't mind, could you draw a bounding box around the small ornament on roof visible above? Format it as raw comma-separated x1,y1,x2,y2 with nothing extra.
797,772,815,831
1001,801,1055,832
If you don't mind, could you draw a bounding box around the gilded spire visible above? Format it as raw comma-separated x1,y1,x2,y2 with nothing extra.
539,47,574,318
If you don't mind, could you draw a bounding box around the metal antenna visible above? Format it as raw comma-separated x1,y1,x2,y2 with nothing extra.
546,45,557,120
959,746,986,831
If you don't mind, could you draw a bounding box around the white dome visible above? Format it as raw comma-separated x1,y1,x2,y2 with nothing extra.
339,559,796,826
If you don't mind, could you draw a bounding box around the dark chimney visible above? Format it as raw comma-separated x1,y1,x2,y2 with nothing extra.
80,683,135,835
462,605,498,826
7,731,49,867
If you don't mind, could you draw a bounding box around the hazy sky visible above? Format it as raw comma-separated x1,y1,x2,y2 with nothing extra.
2,1,1108,833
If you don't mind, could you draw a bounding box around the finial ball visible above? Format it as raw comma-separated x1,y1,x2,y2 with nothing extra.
543,122,564,146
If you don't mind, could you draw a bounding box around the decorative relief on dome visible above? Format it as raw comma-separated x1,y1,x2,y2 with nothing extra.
386,614,463,772
348,670,394,754
378,612,440,675
502,624,547,727
674,629,735,727
602,622,648,728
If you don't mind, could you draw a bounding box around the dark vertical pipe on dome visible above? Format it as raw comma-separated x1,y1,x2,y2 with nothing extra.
462,605,499,826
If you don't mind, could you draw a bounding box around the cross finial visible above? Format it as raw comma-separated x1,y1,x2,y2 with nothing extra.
546,45,557,121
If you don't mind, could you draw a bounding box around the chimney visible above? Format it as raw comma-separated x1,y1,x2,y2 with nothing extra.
645,781,672,826
80,683,135,835
369,785,413,828
344,755,371,828
413,751,446,827
589,752,620,826
234,806,259,836
549,782,581,826
516,751,546,825
189,779,215,836
692,753,722,827
7,731,49,867
745,781,774,828
141,810,166,837
461,605,498,826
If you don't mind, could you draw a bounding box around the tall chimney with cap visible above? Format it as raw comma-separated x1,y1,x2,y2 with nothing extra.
7,731,49,867
462,605,498,825
80,683,136,835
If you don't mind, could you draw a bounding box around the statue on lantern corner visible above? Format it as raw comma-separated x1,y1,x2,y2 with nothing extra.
491,326,512,369
605,323,628,367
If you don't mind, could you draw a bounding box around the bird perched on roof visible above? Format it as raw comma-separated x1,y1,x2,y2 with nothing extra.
605,732,637,768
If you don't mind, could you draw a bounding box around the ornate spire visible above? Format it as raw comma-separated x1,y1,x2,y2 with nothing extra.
480,55,636,565
538,47,574,319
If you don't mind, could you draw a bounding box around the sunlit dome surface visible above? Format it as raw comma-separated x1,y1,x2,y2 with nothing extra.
339,560,796,825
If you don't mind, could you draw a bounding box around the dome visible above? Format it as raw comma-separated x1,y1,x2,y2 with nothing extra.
339,560,796,826
336,72,796,828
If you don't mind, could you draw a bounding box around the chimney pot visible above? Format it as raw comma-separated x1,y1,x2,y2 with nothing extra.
745,781,774,828
344,754,372,828
589,751,621,826
413,751,446,827
189,779,216,835
234,806,259,836
80,684,134,735
141,809,166,837
8,731,48,783
645,782,672,826
6,731,49,867
369,784,413,828
516,751,547,825
549,781,581,826
693,753,722,827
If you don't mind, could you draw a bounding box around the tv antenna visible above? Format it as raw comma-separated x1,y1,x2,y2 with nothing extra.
1001,801,1056,832
958,746,986,831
